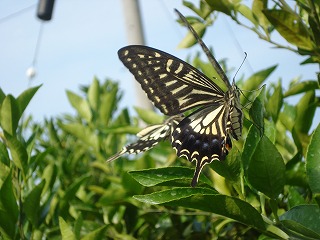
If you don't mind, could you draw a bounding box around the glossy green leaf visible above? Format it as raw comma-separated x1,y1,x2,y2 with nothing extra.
210,145,241,182
16,85,41,117
129,166,212,187
4,132,28,175
0,95,20,136
59,217,76,240
177,21,206,49
306,124,320,194
0,173,18,239
284,80,319,97
87,78,100,111
280,205,320,239
136,192,265,231
66,90,92,122
247,136,285,199
242,125,261,173
249,86,265,134
134,187,217,205
263,9,313,50
134,107,164,125
266,81,283,122
24,180,45,227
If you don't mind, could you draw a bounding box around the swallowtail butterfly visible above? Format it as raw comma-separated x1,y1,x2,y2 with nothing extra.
117,9,243,186
107,115,183,162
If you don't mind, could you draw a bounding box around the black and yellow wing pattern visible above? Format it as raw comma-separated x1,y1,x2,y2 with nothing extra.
106,116,182,162
116,9,243,186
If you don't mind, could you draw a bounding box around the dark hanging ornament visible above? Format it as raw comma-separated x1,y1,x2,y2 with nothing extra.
37,0,55,21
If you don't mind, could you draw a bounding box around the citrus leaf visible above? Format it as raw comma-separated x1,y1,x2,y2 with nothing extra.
66,90,92,122
280,205,320,239
0,95,20,136
247,136,285,199
24,181,45,227
129,166,212,187
263,9,313,50
306,124,320,195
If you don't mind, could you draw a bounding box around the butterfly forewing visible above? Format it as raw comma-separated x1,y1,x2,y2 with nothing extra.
118,46,225,115
106,115,182,162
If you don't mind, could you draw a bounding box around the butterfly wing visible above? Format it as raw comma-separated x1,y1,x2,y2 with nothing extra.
118,45,225,115
171,104,232,186
107,115,183,162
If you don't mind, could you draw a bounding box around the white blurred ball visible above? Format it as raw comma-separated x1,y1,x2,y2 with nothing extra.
26,67,36,79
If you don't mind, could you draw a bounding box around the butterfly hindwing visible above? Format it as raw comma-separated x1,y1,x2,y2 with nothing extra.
172,104,232,186
107,116,183,162
118,46,225,115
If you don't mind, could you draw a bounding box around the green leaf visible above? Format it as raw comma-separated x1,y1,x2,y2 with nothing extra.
280,205,320,239
4,132,28,175
294,90,316,135
134,107,164,125
249,86,265,134
59,217,76,240
177,21,206,48
284,80,319,97
252,0,269,33
87,78,100,111
129,166,212,187
134,187,218,204
242,65,277,93
247,136,285,199
24,180,45,227
81,226,108,240
0,88,5,104
242,125,261,173
16,85,41,116
60,123,99,152
309,15,320,46
66,90,92,122
238,4,258,26
204,0,232,16
0,95,20,136
306,124,320,194
263,9,313,50
266,81,283,122
135,192,266,231
99,85,118,125
0,173,18,239
210,145,241,182
0,141,10,166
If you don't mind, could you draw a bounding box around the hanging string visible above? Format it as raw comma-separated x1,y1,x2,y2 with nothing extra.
26,22,44,85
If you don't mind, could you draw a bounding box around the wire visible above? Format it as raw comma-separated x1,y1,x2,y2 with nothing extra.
0,4,36,24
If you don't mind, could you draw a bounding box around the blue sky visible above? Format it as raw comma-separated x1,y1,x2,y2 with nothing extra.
0,0,318,123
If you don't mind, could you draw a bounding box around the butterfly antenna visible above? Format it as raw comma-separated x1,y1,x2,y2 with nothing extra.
174,9,230,87
233,52,247,84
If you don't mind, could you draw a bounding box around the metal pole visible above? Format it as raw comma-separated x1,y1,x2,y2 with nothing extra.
121,0,153,110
